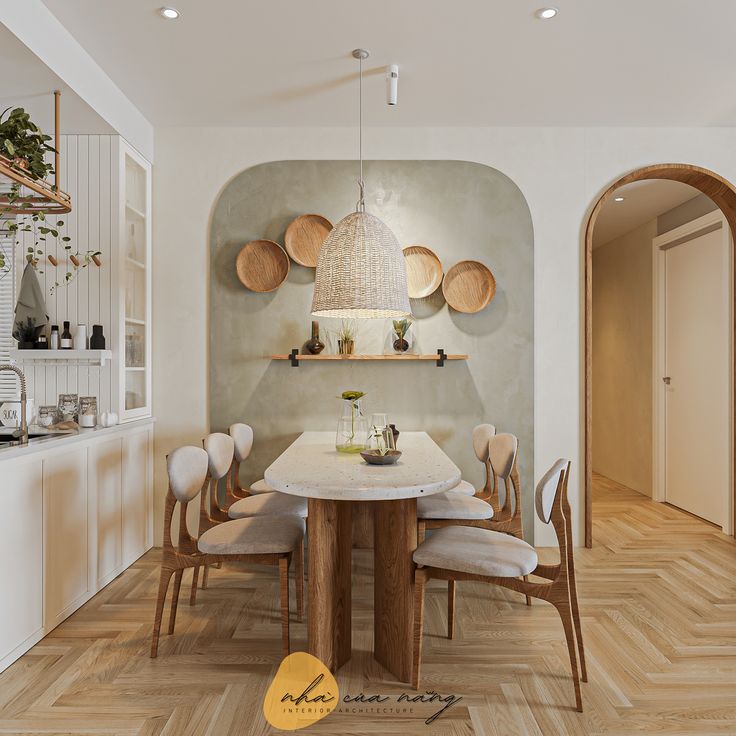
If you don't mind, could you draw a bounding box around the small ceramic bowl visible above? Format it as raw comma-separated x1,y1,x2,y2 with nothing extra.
360,449,402,465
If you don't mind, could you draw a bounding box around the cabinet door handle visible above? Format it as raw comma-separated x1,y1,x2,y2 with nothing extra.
663,376,671,385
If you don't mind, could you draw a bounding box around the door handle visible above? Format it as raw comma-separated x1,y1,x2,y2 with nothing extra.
663,376,671,385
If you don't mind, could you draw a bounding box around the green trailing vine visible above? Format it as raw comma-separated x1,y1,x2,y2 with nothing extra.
0,106,101,292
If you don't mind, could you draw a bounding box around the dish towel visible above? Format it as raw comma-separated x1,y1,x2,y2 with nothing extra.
13,262,48,341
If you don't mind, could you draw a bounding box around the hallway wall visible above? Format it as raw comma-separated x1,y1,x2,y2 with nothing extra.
593,220,655,496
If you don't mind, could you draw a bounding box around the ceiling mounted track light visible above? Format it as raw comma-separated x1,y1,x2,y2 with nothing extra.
311,49,410,319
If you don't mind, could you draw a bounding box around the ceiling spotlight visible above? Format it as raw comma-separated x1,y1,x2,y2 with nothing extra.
535,7,558,19
614,196,625,202
159,7,180,19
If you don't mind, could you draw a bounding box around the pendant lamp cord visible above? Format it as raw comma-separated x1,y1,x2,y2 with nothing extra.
357,53,365,213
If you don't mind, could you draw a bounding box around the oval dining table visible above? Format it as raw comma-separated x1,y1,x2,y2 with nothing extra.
265,431,461,682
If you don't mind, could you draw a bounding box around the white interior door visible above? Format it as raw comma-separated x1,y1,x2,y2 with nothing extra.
664,227,730,526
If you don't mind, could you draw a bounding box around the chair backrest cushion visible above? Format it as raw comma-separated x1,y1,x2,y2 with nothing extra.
472,423,496,462
204,432,234,480
534,458,569,524
168,446,209,503
229,423,254,463
488,433,518,479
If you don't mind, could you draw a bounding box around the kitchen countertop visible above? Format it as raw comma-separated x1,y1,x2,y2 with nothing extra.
0,417,155,461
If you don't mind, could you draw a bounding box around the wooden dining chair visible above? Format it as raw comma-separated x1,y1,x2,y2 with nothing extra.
411,458,587,712
223,423,254,505
450,423,496,496
417,433,520,543
191,432,305,614
151,445,304,659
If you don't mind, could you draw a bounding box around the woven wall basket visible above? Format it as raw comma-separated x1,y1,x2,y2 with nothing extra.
284,214,333,267
236,240,290,292
442,260,496,313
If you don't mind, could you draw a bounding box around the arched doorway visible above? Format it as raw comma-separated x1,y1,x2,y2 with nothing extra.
584,163,736,547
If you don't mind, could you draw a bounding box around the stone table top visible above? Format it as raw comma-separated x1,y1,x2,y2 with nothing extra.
264,431,461,501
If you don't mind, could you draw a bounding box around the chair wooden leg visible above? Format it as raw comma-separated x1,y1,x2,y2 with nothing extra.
295,540,304,623
523,576,532,606
412,570,427,689
279,556,290,659
167,570,183,635
202,564,210,589
555,597,583,712
417,520,426,545
447,579,455,640
150,567,174,658
566,555,587,682
189,566,200,606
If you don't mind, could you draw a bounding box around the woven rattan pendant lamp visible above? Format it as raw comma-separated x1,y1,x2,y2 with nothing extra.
311,49,410,319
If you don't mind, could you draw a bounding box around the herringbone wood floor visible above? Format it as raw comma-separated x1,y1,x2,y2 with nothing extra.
1,475,735,735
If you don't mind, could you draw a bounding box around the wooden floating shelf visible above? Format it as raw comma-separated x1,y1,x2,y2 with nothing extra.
272,350,467,367
9,349,113,367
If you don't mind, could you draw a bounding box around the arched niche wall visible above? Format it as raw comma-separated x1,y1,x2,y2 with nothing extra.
208,160,536,538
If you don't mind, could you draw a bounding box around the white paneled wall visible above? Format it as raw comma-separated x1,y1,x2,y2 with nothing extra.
18,135,115,414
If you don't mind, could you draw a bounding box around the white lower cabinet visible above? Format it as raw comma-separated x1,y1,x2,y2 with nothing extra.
90,438,123,588
0,420,154,673
122,429,150,567
44,448,90,628
0,458,43,667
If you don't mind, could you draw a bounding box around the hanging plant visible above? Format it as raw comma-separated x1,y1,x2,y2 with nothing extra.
0,183,100,292
0,107,57,180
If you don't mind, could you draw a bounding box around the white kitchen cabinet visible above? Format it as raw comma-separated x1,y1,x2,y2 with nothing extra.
0,419,154,674
0,458,43,670
114,138,152,422
121,427,151,566
89,438,123,588
44,447,90,629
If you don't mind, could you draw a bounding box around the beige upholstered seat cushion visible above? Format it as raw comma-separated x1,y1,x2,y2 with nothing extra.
198,515,304,555
414,526,538,578
417,492,493,520
451,480,476,496
250,478,273,494
228,492,308,519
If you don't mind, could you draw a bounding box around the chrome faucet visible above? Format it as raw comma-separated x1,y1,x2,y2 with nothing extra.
0,364,28,445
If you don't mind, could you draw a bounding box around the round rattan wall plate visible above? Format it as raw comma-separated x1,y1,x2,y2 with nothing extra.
442,260,496,313
236,240,290,292
284,214,333,267
402,245,443,298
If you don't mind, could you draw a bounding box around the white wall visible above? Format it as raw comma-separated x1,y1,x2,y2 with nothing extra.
593,220,656,496
152,125,736,546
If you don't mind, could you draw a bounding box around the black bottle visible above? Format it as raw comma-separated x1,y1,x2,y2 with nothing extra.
60,321,73,349
90,324,106,350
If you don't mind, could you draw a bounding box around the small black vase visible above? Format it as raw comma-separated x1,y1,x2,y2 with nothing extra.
90,324,106,349
305,320,325,355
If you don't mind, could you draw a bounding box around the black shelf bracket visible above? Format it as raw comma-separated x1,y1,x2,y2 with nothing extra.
289,348,300,367
436,349,447,367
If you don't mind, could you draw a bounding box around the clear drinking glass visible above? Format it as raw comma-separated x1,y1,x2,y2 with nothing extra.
336,398,368,453
367,413,395,455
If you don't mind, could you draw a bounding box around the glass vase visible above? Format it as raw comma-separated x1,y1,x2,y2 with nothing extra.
336,398,368,453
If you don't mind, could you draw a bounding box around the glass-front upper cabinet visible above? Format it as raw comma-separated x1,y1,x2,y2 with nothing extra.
115,139,152,422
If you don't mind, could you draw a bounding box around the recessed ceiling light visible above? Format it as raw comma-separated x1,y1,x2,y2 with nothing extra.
159,7,180,19
535,7,558,19
614,196,625,202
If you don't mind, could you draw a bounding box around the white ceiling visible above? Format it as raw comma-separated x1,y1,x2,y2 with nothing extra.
592,180,702,247
0,24,113,134
35,0,736,127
